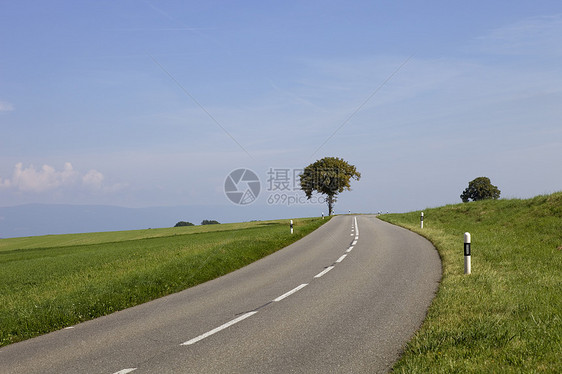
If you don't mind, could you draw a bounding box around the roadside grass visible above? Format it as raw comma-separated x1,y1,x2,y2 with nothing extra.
0,221,279,252
380,192,561,373
0,217,328,347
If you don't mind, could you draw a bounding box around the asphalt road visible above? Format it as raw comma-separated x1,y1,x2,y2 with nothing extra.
0,215,441,374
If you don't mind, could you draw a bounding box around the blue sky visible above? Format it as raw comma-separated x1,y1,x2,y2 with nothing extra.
1,1,562,218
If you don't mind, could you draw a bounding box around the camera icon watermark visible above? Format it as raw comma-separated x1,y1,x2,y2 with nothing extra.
224,167,340,206
224,168,261,205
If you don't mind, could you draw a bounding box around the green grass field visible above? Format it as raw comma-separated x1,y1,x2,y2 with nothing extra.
0,217,328,347
380,192,561,373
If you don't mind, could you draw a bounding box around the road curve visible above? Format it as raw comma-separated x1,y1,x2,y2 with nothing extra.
0,215,441,373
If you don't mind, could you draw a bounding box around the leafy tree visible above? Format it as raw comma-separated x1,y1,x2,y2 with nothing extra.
300,157,361,216
174,221,194,227
201,219,220,225
461,177,501,202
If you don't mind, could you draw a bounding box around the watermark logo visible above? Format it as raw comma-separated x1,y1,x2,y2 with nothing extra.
224,168,261,205
265,167,325,206
224,167,337,206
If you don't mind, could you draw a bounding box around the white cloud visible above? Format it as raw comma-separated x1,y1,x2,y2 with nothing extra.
6,162,77,192
0,101,14,112
0,162,124,194
82,169,104,190
470,14,562,56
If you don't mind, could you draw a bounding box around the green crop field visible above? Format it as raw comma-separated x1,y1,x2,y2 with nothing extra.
0,217,328,347
380,192,562,373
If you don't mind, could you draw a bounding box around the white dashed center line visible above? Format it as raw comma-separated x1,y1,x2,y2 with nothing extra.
181,311,258,346
113,369,137,374
314,266,335,278
273,283,308,302
178,217,360,349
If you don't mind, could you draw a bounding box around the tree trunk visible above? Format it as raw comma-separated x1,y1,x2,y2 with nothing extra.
327,194,334,216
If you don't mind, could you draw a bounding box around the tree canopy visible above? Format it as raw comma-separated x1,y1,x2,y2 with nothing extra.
174,221,194,227
299,157,361,216
461,177,501,202
201,219,220,225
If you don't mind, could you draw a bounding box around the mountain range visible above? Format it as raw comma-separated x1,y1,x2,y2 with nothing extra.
0,203,319,238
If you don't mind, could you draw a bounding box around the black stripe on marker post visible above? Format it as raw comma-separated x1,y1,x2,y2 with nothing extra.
464,242,471,256
464,232,471,274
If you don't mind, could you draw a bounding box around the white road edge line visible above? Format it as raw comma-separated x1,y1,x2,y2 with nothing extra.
181,311,258,346
346,246,354,253
314,266,335,278
354,216,359,235
352,240,357,246
336,254,347,263
113,369,137,374
273,283,308,302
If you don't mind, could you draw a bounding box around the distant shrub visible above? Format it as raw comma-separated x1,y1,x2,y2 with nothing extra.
201,220,220,225
461,176,501,202
174,221,194,227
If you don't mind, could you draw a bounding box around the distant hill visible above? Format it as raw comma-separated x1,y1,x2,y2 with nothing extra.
0,203,319,238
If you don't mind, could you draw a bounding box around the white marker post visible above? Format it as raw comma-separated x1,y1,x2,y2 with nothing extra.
420,212,424,229
464,232,471,275
322,212,324,219
290,220,294,234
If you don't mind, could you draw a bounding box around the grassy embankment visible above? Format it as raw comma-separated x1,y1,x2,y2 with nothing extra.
380,192,561,373
0,217,328,347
